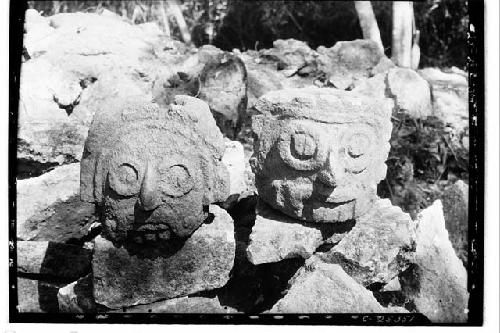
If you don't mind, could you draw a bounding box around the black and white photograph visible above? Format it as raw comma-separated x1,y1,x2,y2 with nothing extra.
4,0,498,329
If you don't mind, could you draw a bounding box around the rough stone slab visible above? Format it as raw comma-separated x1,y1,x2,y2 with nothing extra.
20,10,179,165
111,296,238,313
17,163,80,239
259,39,317,76
20,194,97,243
92,205,235,309
246,201,324,265
317,39,391,90
316,198,416,286
401,200,469,323
17,277,65,313
222,139,247,196
58,274,96,313
382,276,402,292
387,68,432,119
270,257,398,313
442,180,469,265
17,241,92,280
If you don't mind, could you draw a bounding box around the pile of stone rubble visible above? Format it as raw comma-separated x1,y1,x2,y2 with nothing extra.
16,10,470,323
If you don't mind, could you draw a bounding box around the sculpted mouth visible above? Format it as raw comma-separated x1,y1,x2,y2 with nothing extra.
131,223,172,243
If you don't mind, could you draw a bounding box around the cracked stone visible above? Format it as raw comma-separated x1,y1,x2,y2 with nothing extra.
92,205,235,309
400,200,469,323
270,257,406,313
316,198,416,286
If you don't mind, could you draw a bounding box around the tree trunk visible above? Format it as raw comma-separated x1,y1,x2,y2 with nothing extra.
391,1,413,68
168,0,192,45
159,1,171,37
354,1,384,53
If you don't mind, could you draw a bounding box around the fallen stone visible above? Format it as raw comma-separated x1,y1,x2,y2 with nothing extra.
400,200,469,323
153,45,247,138
382,276,402,292
17,277,65,313
242,50,313,109
259,39,317,76
418,67,468,87
112,296,238,313
17,241,92,281
198,51,248,138
20,10,179,165
386,67,432,119
351,73,395,111
441,180,469,265
246,201,324,265
92,205,235,309
316,198,416,286
270,257,396,313
17,163,80,238
19,194,97,243
222,139,247,196
58,274,96,313
317,39,392,90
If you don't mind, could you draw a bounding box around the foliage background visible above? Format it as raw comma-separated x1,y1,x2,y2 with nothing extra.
28,0,468,68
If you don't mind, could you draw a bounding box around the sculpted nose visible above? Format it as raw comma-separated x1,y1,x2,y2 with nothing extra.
140,163,160,211
317,152,344,188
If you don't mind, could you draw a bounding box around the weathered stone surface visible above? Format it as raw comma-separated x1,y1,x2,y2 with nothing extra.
20,194,97,243
92,205,235,309
401,200,469,323
251,88,392,222
316,198,416,286
441,180,468,264
386,68,432,119
58,274,96,313
418,67,468,87
17,241,92,280
241,49,314,109
259,39,317,77
112,296,237,313
222,139,247,196
198,52,248,138
317,39,393,90
17,277,65,313
246,201,324,265
382,277,402,292
20,10,180,165
17,163,80,238
153,45,247,138
270,257,395,313
81,96,229,247
419,67,468,136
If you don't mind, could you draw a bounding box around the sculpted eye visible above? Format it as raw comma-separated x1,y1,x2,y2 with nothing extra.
109,162,141,196
345,134,369,158
278,124,327,171
340,126,376,174
291,132,317,159
159,164,194,197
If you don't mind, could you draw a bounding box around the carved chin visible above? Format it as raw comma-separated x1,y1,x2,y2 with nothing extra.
102,204,206,246
258,179,377,222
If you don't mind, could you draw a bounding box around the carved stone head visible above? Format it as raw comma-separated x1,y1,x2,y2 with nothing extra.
250,88,392,222
80,95,229,248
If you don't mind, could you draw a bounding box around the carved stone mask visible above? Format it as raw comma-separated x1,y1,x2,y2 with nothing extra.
250,88,392,222
80,96,229,248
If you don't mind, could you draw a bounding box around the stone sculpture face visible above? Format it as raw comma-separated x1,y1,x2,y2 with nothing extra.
250,88,392,222
81,96,229,247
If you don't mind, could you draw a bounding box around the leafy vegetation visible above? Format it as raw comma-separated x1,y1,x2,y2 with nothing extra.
28,0,468,68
